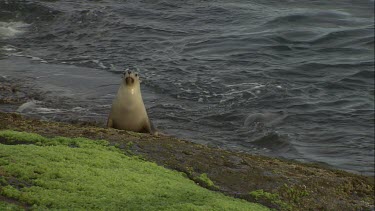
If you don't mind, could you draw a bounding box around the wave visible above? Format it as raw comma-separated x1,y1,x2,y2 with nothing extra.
309,27,374,46
0,21,29,38
250,132,293,154
296,60,374,70
0,0,60,23
263,10,362,28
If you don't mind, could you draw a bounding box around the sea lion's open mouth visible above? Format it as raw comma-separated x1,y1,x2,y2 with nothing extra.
125,77,135,85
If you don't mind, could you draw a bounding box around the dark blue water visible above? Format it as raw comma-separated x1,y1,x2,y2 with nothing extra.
0,0,374,175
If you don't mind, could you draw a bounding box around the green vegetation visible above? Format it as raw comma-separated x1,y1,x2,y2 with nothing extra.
196,173,218,189
0,201,23,211
279,184,309,204
249,185,310,211
249,189,292,211
0,130,268,210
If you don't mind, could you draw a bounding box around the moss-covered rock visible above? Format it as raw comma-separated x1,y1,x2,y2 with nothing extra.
0,130,267,210
0,112,373,210
195,173,219,190
249,189,291,211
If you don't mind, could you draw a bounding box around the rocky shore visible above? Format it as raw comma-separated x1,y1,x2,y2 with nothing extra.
0,112,373,210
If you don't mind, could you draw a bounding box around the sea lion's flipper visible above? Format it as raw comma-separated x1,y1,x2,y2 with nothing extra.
143,119,153,134
139,119,157,135
107,112,114,128
149,120,164,136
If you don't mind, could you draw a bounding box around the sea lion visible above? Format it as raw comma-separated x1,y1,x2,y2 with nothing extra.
107,70,156,134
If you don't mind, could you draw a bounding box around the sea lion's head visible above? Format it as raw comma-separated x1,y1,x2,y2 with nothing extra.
122,70,140,88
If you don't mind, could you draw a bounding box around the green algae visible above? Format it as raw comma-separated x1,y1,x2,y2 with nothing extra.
0,130,109,149
196,173,218,189
249,189,292,211
0,201,23,211
0,130,268,210
249,185,313,210
279,184,309,204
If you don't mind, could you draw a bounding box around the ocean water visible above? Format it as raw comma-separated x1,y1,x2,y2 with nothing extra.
0,0,374,175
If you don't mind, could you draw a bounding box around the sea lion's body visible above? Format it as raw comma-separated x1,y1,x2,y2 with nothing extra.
107,71,154,134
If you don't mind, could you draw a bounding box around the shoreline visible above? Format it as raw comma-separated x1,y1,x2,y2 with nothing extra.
0,112,373,210
1,66,374,176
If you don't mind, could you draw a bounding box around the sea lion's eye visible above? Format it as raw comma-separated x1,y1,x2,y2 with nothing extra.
128,70,131,74
135,73,138,77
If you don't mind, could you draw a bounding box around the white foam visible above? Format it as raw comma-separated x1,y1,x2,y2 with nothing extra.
16,100,39,113
92,59,107,69
71,107,88,112
35,107,63,114
110,64,119,71
26,55,48,63
1,45,17,52
0,21,29,38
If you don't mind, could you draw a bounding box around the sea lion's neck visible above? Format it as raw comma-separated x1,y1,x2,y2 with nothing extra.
118,83,142,100
126,87,137,95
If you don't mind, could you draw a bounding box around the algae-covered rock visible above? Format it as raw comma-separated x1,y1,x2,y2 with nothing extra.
0,112,373,210
0,130,267,210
